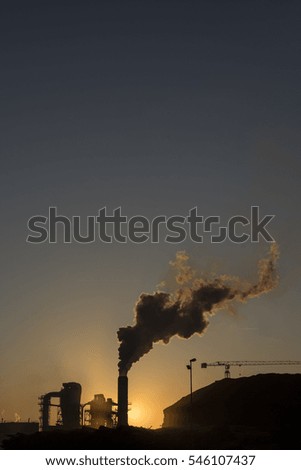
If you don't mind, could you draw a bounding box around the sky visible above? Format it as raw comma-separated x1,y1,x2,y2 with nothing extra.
0,0,301,428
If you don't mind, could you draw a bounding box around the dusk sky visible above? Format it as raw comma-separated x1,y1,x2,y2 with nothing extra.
1,1,301,428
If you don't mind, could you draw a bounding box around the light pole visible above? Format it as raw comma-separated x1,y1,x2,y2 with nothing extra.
186,358,197,406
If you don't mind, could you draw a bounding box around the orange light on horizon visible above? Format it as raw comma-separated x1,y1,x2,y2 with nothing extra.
128,401,158,428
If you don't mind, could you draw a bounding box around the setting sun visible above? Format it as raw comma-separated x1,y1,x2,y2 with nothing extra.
128,402,154,428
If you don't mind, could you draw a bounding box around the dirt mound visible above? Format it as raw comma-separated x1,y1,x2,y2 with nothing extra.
163,373,301,428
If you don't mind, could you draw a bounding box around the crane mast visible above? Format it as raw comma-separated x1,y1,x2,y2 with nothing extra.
201,360,301,378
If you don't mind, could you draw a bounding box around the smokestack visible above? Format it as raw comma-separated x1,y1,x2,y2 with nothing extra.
117,244,280,374
117,375,128,426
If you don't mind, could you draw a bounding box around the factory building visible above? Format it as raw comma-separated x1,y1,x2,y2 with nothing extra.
83,394,117,428
39,382,119,430
39,382,82,431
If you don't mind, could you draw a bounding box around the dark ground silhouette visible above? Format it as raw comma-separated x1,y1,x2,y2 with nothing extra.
2,374,301,449
2,424,300,450
163,373,301,428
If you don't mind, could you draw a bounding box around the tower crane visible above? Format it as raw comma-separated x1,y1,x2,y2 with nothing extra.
201,360,301,379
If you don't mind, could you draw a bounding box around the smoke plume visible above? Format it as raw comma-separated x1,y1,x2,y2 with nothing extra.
118,244,279,375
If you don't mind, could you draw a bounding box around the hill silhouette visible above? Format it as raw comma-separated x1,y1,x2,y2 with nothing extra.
163,373,301,428
2,374,301,449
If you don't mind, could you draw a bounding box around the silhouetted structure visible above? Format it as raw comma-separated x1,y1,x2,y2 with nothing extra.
201,360,301,378
117,375,128,426
163,373,301,428
83,394,117,428
39,382,81,431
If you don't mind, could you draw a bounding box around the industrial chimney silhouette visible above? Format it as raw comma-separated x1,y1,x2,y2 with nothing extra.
116,244,279,427
117,375,128,426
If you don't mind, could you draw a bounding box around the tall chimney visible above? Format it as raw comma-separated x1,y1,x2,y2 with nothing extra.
117,375,128,426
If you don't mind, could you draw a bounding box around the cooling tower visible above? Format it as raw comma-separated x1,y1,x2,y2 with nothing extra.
60,382,82,430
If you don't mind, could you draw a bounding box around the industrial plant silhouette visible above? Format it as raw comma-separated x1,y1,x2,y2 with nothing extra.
1,373,301,450
2,246,300,449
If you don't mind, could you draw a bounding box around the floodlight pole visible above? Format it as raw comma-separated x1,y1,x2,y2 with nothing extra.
186,358,197,407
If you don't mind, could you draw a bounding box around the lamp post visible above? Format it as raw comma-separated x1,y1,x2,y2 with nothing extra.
186,358,197,406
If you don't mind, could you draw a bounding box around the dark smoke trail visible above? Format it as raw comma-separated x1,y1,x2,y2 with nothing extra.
117,244,279,375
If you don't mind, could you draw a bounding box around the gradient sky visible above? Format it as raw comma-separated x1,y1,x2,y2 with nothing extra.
1,1,301,428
